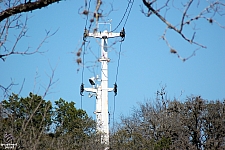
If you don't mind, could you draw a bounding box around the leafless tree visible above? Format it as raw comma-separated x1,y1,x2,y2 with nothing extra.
110,90,225,149
141,0,225,61
0,0,59,61
0,0,59,98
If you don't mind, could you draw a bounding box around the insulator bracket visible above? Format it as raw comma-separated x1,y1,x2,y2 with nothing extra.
80,83,84,96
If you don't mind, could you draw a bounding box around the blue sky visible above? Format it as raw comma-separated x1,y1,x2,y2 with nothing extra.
1,0,225,122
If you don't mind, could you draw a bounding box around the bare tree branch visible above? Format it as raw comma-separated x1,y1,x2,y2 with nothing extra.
0,0,62,23
0,13,58,61
0,79,17,99
142,0,225,61
42,63,59,98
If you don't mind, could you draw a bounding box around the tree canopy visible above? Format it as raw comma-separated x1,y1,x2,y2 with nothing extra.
1,92,225,149
110,94,225,149
0,93,100,149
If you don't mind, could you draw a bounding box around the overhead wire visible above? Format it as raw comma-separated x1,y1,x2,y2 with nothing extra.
113,0,134,91
84,0,92,29
80,42,86,109
124,0,134,27
80,0,92,109
111,0,133,32
112,0,134,134
115,41,123,83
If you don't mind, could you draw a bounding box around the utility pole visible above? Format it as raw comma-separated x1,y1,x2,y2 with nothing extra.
82,25,125,147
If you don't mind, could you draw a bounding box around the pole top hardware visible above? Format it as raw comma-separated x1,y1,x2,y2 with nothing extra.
102,35,107,39
99,58,110,62
83,27,125,40
80,83,84,96
113,83,117,96
83,28,89,41
120,28,125,41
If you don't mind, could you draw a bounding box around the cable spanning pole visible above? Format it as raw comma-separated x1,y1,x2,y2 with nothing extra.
83,29,123,146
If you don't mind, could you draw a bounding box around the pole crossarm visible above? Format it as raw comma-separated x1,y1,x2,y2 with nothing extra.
88,31,121,39
108,88,114,92
84,87,113,93
84,87,97,93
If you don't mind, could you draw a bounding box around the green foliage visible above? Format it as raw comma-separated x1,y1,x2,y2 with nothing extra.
154,137,171,150
1,92,52,132
54,98,91,133
0,93,97,149
0,93,52,148
52,98,97,149
1,92,224,149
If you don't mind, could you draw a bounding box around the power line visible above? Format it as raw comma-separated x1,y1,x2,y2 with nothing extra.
111,0,134,32
112,0,133,133
85,0,92,29
113,0,133,85
124,0,134,27
80,0,92,109
112,93,116,134
115,42,123,83
112,37,123,134
80,42,86,109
